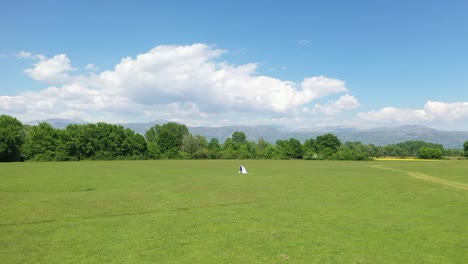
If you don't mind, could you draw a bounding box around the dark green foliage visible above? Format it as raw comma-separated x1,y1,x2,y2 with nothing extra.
464,141,468,157
21,122,147,161
220,131,256,159
220,138,236,159
67,123,147,160
208,138,220,151
275,138,303,159
22,122,62,161
443,148,463,157
232,131,247,144
256,137,273,159
207,138,221,159
0,115,25,161
315,133,341,159
1,114,460,162
417,147,443,159
367,144,384,158
238,142,257,159
384,140,444,157
181,134,209,159
303,138,318,160
145,122,189,159
220,142,239,158
334,142,371,160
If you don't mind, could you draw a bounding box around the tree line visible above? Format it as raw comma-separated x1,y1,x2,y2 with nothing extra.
1,114,467,162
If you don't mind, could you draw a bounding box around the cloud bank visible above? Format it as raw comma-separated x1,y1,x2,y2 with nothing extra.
357,101,468,128
2,43,467,129
1,43,358,125
24,54,74,84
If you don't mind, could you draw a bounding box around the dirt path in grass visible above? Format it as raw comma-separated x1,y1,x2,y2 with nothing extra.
372,165,468,191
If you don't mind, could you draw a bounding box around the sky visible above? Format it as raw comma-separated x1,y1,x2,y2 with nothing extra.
1,0,467,130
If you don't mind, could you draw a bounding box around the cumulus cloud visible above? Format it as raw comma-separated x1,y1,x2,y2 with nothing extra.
95,43,349,114
25,54,73,84
300,77,348,101
358,101,468,126
85,64,99,71
0,84,135,123
2,43,356,125
312,95,360,115
16,51,46,60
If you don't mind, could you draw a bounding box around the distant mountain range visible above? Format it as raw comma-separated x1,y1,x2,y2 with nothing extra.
26,118,87,129
26,119,468,149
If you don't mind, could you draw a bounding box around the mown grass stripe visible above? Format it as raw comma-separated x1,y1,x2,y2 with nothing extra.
372,165,468,191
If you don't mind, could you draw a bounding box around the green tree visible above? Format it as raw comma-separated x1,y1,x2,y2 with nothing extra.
221,138,237,159
365,144,382,158
63,123,147,160
444,148,463,157
384,144,407,157
288,138,303,159
385,141,444,157
232,131,247,144
262,144,278,159
464,141,468,158
145,122,189,159
207,138,221,159
303,138,318,160
64,124,97,160
181,134,208,158
316,133,341,159
256,137,272,159
192,135,209,159
181,134,198,155
238,142,256,159
334,142,370,160
22,122,61,161
274,140,287,159
276,138,303,159
220,132,250,159
418,147,443,159
0,115,25,161
119,128,147,159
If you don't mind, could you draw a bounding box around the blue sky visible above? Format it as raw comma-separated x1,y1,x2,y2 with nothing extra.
1,0,467,130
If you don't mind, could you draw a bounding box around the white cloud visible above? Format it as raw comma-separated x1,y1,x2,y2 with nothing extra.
312,94,360,115
2,43,356,126
0,95,28,114
358,101,468,127
300,77,348,101
85,64,99,71
24,54,73,84
0,83,136,123
95,44,349,114
16,51,46,60
424,101,468,120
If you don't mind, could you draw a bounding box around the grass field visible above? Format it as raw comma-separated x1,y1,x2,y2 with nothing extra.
1,160,467,263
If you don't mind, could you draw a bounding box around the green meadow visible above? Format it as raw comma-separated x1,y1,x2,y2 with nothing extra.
1,160,467,263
